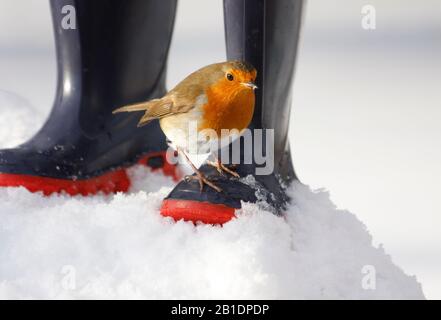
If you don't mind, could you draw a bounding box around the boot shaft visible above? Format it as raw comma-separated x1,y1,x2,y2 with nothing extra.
49,0,177,136
223,0,303,178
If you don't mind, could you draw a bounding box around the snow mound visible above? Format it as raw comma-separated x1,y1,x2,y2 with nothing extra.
0,91,425,299
0,90,42,148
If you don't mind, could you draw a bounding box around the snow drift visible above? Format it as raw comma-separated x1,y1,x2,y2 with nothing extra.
0,91,425,299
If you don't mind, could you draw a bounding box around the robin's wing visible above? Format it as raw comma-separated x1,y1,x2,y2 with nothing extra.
167,83,205,112
113,84,204,127
113,97,172,127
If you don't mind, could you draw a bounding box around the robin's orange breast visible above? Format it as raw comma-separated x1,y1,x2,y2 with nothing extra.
200,83,255,136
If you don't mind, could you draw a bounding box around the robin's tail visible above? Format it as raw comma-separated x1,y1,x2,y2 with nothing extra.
113,98,173,127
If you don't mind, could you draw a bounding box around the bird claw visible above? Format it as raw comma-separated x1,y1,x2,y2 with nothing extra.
206,160,225,176
207,160,240,178
184,173,222,193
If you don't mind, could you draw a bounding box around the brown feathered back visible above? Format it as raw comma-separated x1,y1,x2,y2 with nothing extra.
112,61,242,127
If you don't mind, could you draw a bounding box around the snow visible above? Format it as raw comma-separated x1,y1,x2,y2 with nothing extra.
0,91,42,148
0,91,425,299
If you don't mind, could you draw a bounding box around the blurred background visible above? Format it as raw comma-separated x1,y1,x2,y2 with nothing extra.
0,0,440,299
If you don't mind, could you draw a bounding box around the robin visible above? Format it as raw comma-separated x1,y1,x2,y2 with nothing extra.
113,61,258,192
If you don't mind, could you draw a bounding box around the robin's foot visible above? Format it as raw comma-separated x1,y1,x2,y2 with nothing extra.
206,159,240,178
176,147,222,192
184,171,222,192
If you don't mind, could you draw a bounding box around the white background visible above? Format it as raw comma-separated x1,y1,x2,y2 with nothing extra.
0,0,440,299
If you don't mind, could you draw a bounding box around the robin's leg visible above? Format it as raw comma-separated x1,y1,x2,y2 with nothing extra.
177,148,222,193
206,155,240,178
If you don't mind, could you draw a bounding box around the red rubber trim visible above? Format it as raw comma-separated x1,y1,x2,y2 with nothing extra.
0,151,179,196
0,170,130,196
136,151,178,180
161,199,236,225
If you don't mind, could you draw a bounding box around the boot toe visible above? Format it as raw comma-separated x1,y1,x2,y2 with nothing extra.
160,164,289,225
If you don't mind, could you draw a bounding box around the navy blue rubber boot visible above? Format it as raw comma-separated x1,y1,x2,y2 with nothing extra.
0,0,178,195
161,0,304,224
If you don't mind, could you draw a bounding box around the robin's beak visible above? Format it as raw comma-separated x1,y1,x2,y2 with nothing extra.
241,82,258,90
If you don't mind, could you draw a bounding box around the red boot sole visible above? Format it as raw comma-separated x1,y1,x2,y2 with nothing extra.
161,198,236,225
0,151,178,196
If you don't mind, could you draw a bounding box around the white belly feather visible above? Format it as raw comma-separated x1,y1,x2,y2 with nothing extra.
159,93,246,162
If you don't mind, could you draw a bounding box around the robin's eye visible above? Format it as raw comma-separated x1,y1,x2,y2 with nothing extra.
226,73,234,81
